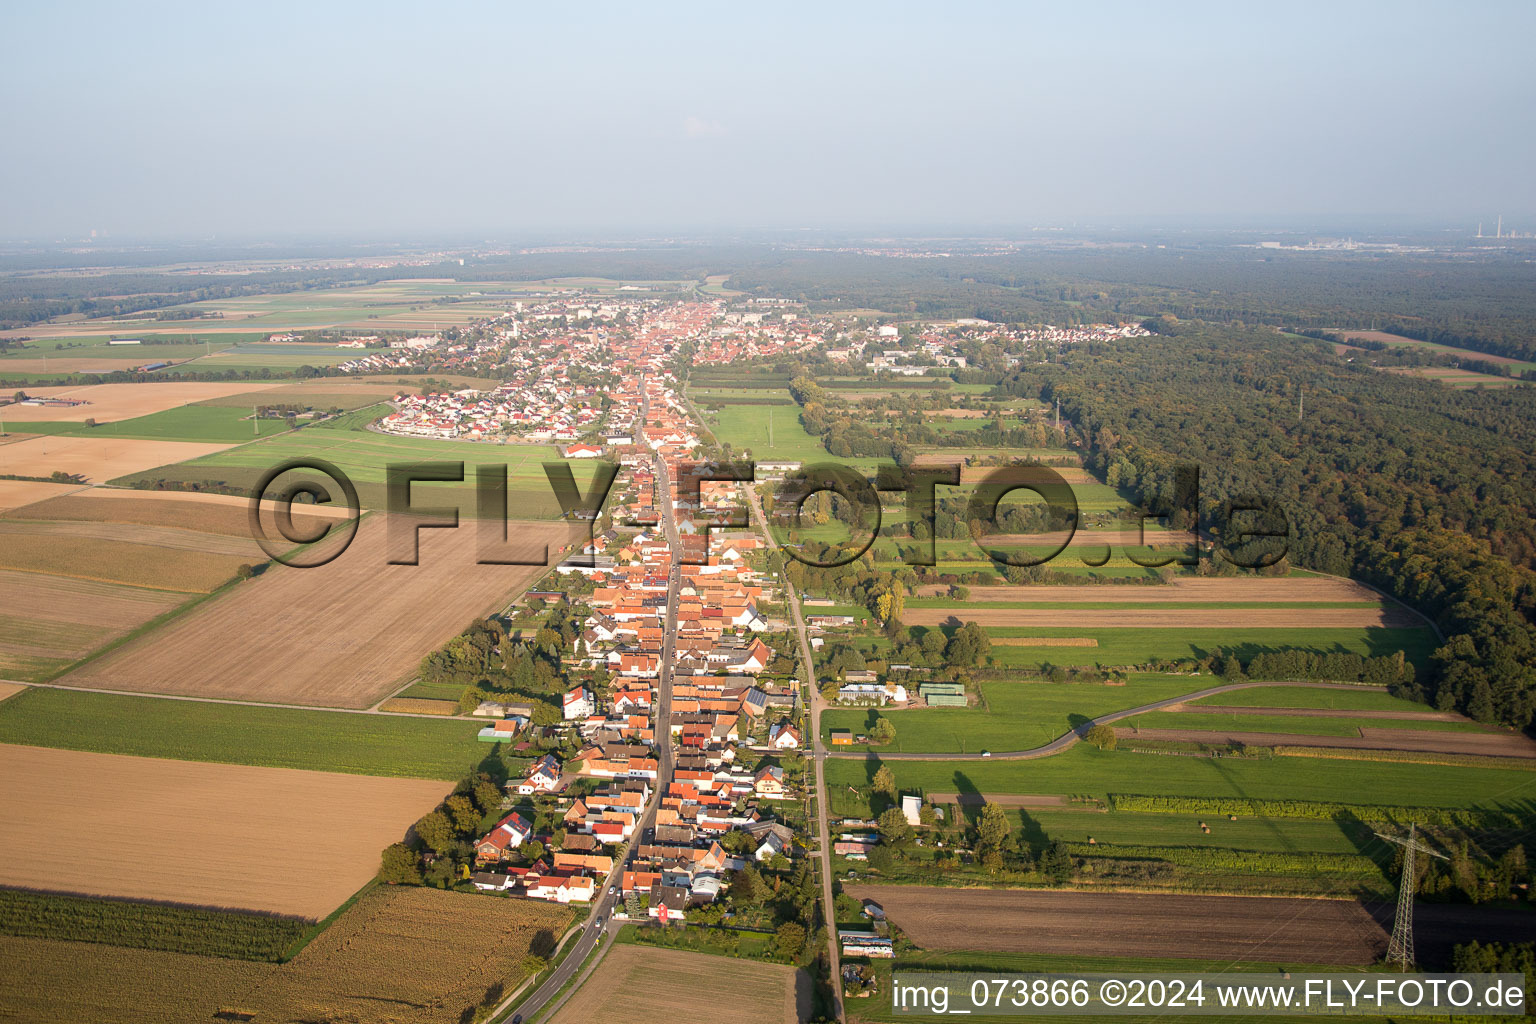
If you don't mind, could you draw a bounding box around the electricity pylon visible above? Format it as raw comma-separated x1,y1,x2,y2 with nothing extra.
1374,823,1448,970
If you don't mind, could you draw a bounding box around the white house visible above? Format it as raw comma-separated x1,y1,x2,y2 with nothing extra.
768,722,801,749
563,685,595,721
517,754,562,795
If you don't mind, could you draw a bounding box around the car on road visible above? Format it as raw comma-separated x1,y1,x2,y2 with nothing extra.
608,886,617,895
981,749,992,757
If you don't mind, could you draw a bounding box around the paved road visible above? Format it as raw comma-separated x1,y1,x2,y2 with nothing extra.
746,484,845,1024
821,680,1391,761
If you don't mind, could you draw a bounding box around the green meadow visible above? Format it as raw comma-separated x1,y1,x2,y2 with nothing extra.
823,745,1536,815
0,687,491,779
109,429,588,517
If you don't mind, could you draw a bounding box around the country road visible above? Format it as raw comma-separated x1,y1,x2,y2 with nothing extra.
821,680,1393,761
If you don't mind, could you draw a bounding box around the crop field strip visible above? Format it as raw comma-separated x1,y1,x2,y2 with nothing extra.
2,490,335,536
0,381,287,422
0,744,453,918
0,520,254,592
847,885,1388,965
112,429,587,517
824,744,1536,813
0,434,236,483
0,885,571,1024
547,944,808,1024
0,686,490,778
0,569,189,680
57,514,578,708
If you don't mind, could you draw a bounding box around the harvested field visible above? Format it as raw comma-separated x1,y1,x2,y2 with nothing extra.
0,744,450,918
914,577,1388,603
0,479,83,510
549,944,809,1024
846,886,1387,965
0,382,284,422
1117,727,1536,758
0,885,571,1024
0,569,187,679
0,682,24,701
59,514,577,707
906,606,1417,628
6,491,331,540
0,435,232,482
990,637,1098,647
379,697,459,715
0,522,250,591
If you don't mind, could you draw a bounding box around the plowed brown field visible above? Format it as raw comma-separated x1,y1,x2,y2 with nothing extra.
0,744,450,918
847,886,1388,964
58,514,576,707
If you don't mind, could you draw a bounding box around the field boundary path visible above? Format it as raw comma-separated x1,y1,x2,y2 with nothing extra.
825,681,1391,761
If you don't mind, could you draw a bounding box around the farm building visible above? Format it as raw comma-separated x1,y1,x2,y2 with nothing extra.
901,795,923,826
919,681,967,706
829,729,854,746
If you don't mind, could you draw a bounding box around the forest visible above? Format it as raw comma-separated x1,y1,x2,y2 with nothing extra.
1004,322,1536,726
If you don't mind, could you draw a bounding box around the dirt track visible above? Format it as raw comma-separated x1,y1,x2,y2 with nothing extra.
906,606,1418,628
848,886,1388,964
0,744,449,918
1117,727,1536,758
59,514,577,708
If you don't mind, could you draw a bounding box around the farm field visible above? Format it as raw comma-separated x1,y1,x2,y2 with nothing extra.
3,489,337,536
845,886,1388,965
0,519,258,591
548,944,809,1024
0,478,82,510
0,434,233,482
0,744,451,918
0,687,489,778
113,429,583,516
0,381,285,421
18,404,295,442
1117,725,1536,759
1183,685,1440,711
912,577,1390,602
823,745,1536,815
0,569,188,680
57,514,576,707
0,885,571,1024
905,606,1418,628
979,626,1438,670
1334,330,1536,373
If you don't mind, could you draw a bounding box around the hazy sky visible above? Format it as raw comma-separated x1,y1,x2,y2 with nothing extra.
3,1,1532,239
